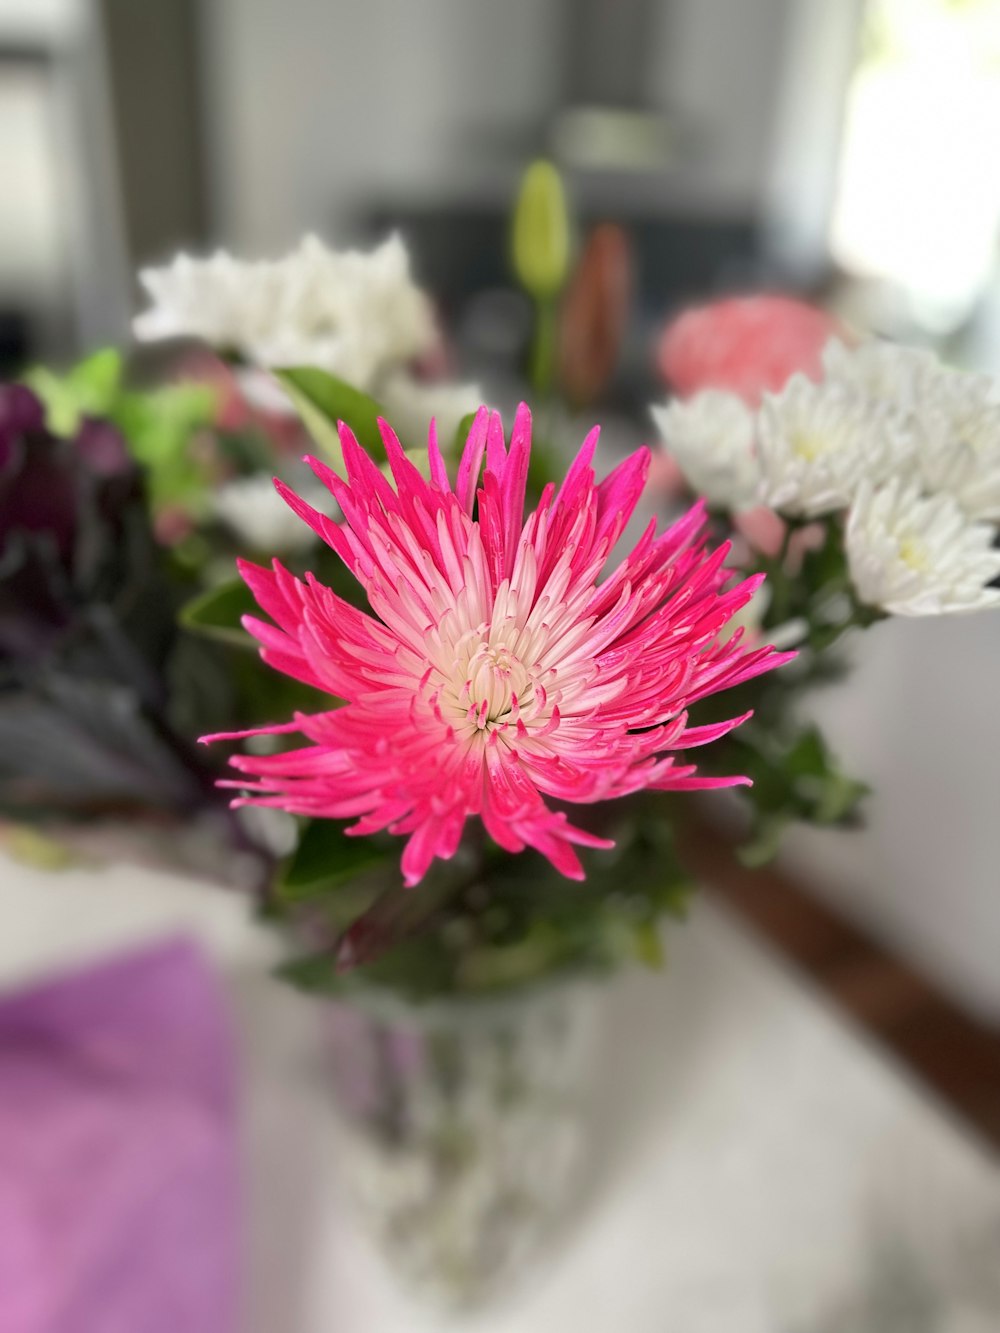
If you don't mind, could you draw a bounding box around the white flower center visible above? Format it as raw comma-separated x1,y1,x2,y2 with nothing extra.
465,642,531,725
419,581,570,745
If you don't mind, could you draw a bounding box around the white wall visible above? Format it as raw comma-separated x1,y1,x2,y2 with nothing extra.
781,614,1000,1022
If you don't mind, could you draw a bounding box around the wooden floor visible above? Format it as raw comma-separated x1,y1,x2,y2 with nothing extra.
681,821,1000,1152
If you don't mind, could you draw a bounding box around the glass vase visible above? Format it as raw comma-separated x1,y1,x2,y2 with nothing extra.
324,977,602,1309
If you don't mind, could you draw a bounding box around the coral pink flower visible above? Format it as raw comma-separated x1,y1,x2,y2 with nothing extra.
658,294,843,405
204,406,792,886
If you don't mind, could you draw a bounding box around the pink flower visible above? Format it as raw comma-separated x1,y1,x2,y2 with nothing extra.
732,507,826,574
657,294,843,405
204,407,792,886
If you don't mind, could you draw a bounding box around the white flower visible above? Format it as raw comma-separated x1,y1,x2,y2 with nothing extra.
212,474,322,554
135,234,435,392
757,373,914,517
823,339,1000,520
649,390,759,509
821,337,938,409
377,372,483,450
134,248,272,348
915,370,1000,521
846,478,1000,616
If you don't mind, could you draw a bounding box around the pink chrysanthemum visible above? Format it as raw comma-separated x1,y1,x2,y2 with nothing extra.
204,406,792,886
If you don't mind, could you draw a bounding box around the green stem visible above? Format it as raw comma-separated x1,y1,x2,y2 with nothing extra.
775,520,797,569
529,299,557,399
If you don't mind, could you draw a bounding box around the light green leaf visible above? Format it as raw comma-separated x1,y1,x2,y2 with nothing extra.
813,772,870,825
24,348,123,436
738,815,792,868
274,367,389,473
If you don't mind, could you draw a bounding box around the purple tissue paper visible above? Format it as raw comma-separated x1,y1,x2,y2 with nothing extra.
0,938,240,1333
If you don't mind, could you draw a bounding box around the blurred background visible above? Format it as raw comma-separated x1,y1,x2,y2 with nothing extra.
1,0,998,1071
3,4,1000,1328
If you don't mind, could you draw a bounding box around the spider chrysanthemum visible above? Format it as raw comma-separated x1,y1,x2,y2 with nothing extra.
205,405,792,885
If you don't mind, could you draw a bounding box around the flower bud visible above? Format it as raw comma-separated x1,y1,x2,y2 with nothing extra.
511,160,571,301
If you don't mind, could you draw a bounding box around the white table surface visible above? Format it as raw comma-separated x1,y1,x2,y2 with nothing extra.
2,851,999,1333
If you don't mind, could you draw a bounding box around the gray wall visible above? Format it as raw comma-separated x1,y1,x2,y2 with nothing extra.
199,0,856,251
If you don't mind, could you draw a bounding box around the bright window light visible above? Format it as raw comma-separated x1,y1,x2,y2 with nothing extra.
831,0,1000,328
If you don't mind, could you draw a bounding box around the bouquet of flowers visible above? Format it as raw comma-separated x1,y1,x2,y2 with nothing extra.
8,158,1000,990
5,161,999,1303
121,192,798,995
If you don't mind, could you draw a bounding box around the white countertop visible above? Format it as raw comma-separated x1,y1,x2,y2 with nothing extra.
2,852,999,1332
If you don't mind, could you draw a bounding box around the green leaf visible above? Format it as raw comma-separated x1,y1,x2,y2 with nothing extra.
74,345,122,393
274,367,389,472
179,577,257,648
275,808,699,1002
526,432,564,496
25,348,124,436
116,383,219,512
272,373,344,466
280,818,389,898
813,771,870,825
275,951,340,994
783,725,829,778
783,725,869,824
725,719,869,864
309,545,371,611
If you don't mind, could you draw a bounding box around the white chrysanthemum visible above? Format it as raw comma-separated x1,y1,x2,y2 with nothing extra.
649,390,759,509
846,478,1000,616
212,474,321,554
821,338,938,409
135,234,435,392
823,339,1000,519
916,370,1000,521
757,373,914,517
377,371,483,450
